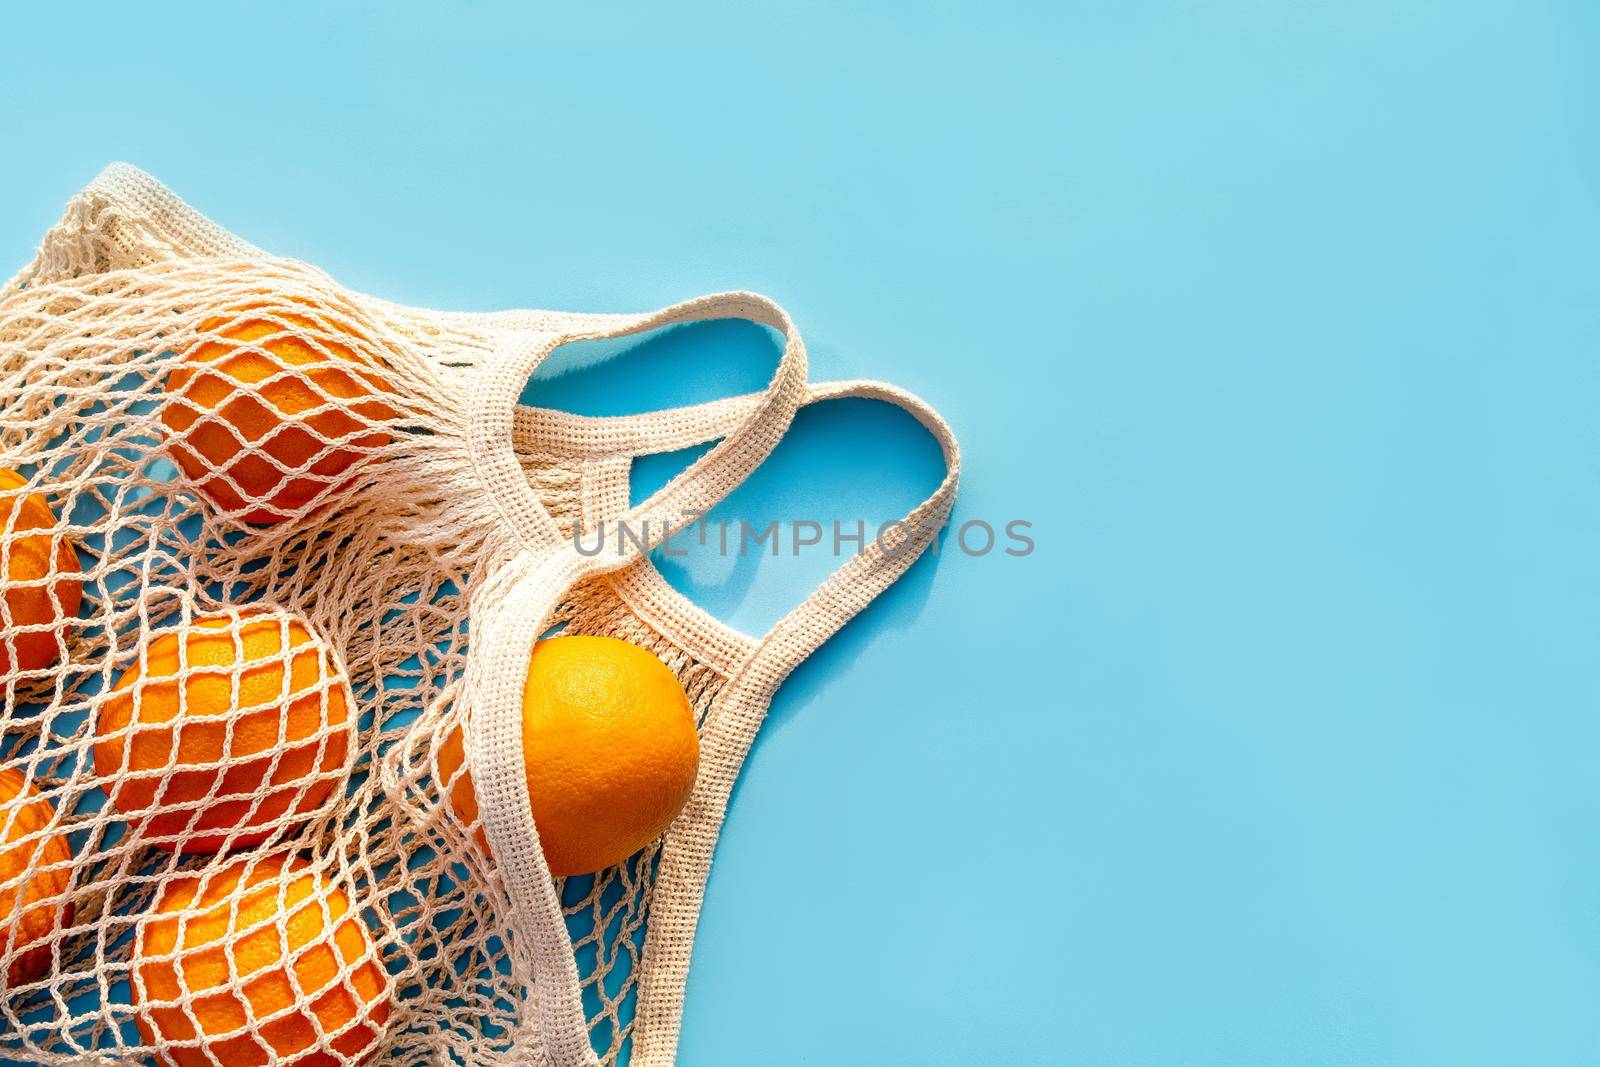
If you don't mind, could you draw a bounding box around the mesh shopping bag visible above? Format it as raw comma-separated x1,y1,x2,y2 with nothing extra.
0,164,958,1065
407,377,960,1065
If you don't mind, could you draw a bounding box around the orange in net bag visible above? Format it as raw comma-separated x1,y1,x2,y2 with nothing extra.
132,852,390,1067
0,467,82,678
437,634,702,878
0,768,73,986
92,607,355,854
0,164,958,1066
160,299,398,524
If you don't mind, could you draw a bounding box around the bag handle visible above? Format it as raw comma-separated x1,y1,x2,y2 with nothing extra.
469,292,807,573
459,548,600,1067
625,380,961,1065
461,297,807,1065
483,382,958,1065
514,382,960,678
512,391,765,459
746,379,960,663
513,382,959,646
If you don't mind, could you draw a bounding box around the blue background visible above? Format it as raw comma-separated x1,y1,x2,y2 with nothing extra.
4,2,1600,1063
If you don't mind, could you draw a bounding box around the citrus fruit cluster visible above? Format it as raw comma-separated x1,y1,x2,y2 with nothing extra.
0,293,701,1065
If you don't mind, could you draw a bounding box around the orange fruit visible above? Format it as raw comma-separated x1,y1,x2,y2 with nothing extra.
93,609,352,854
439,635,699,876
0,768,73,986
133,853,390,1067
0,467,82,678
160,296,396,524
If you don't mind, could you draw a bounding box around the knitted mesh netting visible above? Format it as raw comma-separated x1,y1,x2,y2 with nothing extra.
0,165,959,1066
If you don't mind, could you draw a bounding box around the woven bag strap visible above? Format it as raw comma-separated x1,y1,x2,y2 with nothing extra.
629,380,961,1065
511,392,766,459
459,547,598,1066
744,378,961,669
463,296,808,1066
469,291,808,569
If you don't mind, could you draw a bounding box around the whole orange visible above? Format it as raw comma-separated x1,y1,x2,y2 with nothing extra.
0,768,73,986
438,635,699,876
133,853,390,1067
93,609,352,854
0,468,82,679
160,297,396,524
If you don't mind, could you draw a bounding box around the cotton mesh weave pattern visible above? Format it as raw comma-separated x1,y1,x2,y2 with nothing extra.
0,165,959,1066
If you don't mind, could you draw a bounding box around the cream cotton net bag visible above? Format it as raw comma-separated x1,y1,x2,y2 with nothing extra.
0,164,959,1065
